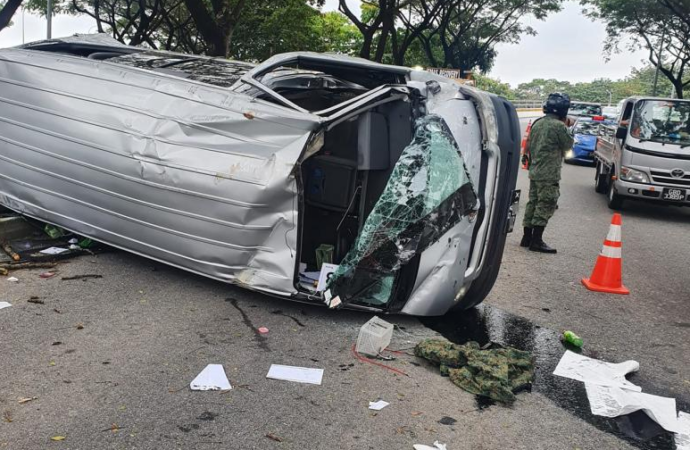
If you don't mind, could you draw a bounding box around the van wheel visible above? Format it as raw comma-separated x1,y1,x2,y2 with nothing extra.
594,161,608,194
607,172,624,209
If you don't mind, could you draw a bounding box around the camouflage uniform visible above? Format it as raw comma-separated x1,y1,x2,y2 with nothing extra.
523,114,574,227
414,338,534,404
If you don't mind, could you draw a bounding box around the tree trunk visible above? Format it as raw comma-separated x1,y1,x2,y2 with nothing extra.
674,80,684,99
359,31,374,60
0,0,23,32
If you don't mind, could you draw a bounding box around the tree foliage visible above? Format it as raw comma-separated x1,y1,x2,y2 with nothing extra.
582,0,690,99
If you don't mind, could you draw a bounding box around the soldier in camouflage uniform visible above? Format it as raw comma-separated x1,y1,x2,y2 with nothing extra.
414,338,534,404
521,93,574,254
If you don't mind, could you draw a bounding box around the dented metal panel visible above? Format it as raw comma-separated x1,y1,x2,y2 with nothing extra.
0,48,320,295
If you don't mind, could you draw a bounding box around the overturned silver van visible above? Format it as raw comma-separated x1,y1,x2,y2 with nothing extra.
0,34,520,315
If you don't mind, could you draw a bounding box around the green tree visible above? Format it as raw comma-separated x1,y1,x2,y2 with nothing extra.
582,0,690,99
474,73,514,99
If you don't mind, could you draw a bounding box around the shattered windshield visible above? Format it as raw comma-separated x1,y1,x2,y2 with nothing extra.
574,120,599,136
570,103,602,117
327,115,478,307
631,100,690,146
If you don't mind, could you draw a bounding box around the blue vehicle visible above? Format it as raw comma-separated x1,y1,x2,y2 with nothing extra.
566,117,607,164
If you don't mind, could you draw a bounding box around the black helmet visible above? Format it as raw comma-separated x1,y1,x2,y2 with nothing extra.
543,92,571,118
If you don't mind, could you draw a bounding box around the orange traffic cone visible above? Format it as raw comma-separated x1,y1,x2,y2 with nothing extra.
582,213,629,295
520,120,532,169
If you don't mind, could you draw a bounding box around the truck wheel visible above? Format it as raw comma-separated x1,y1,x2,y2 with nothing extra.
607,173,624,209
594,161,608,194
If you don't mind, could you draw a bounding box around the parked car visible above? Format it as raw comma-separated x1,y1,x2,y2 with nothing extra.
566,117,602,164
594,97,690,209
569,101,602,119
0,34,521,316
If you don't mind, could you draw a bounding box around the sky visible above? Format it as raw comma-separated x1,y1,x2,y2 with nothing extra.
0,0,647,87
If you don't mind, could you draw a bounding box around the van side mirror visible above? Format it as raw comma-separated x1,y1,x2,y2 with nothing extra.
616,126,627,139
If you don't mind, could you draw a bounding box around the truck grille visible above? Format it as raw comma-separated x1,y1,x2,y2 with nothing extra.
650,170,690,187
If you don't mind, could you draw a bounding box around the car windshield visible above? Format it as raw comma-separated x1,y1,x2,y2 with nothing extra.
570,103,602,116
574,121,599,136
630,100,690,146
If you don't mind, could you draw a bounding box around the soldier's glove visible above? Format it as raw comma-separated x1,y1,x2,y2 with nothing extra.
521,152,530,169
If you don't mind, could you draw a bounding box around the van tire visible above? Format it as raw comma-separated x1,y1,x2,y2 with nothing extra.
607,171,624,209
594,161,608,194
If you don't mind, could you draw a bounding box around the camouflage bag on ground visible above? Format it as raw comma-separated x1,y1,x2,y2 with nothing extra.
415,338,535,404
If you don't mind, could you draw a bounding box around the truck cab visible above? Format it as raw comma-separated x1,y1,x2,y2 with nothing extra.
593,97,690,209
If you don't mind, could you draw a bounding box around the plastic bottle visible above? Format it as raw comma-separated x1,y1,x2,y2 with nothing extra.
562,330,583,348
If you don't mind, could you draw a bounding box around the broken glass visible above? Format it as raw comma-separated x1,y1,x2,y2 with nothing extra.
327,114,478,306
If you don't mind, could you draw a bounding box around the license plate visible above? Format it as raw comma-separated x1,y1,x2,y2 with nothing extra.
662,188,686,201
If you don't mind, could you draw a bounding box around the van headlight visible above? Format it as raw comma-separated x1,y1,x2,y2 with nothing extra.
620,166,650,184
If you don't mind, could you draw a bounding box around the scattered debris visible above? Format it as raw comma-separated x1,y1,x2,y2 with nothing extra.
553,351,640,391
18,397,37,404
258,327,269,334
100,423,122,432
0,302,11,310
0,267,7,276
542,308,551,312
190,364,232,391
351,343,408,377
3,410,12,423
415,338,534,404
585,383,682,433
413,441,447,450
411,411,424,417
356,316,394,357
52,341,62,346
50,436,66,441
676,412,690,450
28,297,45,305
7,276,18,282
39,247,70,256
438,416,457,425
1,262,59,271
266,364,323,385
561,330,584,348
40,272,57,279
368,400,389,411
76,323,84,330
61,274,103,281
265,433,283,442
2,242,20,261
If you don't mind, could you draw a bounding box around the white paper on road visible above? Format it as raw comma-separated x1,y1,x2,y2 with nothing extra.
413,442,447,450
0,302,11,309
266,364,324,385
368,400,389,411
585,383,681,433
190,364,232,391
553,351,641,391
39,247,70,255
675,412,690,450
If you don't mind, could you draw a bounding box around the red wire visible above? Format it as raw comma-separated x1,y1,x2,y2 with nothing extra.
351,343,409,377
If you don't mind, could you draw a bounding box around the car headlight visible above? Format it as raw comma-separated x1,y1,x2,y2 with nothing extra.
620,166,650,184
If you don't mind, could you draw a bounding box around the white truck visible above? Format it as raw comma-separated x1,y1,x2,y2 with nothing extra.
594,97,690,209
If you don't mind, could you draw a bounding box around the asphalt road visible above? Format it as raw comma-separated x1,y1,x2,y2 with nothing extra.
1,116,688,449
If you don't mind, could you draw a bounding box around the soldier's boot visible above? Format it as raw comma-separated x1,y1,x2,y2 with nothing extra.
529,226,557,254
519,227,533,248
